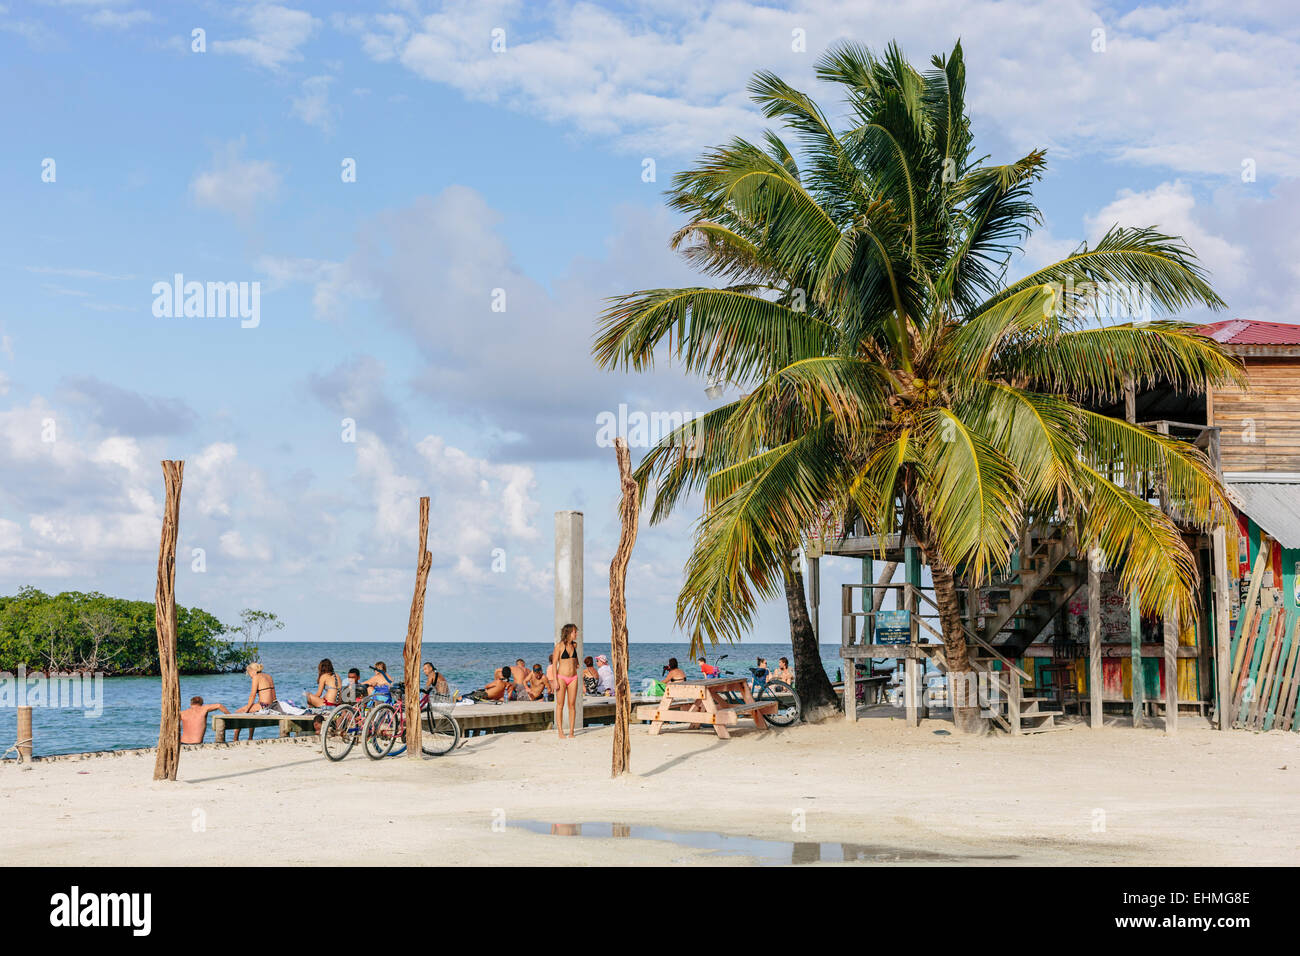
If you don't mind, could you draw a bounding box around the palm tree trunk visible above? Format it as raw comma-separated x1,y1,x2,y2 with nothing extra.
926,553,989,735
782,563,840,721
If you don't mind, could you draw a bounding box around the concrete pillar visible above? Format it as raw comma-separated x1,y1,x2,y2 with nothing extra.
554,510,583,728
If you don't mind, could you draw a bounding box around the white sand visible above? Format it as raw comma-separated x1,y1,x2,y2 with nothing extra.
3,716,1298,866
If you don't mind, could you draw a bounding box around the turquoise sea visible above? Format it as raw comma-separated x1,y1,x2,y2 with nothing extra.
0,641,854,758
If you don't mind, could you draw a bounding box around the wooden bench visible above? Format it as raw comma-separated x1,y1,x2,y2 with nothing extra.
212,714,320,742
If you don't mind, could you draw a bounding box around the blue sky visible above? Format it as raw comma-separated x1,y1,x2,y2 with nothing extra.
1,0,1296,646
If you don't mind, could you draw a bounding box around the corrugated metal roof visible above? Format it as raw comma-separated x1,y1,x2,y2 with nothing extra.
1229,482,1300,549
1198,320,1300,345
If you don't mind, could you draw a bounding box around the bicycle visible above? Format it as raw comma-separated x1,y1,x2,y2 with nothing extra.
320,690,384,762
362,681,460,759
710,654,801,728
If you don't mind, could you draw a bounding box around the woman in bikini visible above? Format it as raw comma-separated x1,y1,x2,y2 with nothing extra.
581,656,600,696
232,662,277,741
306,658,341,708
553,623,580,738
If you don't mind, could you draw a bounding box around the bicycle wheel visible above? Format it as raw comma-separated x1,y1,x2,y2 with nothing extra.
322,704,359,761
757,679,801,727
363,703,400,759
421,707,461,756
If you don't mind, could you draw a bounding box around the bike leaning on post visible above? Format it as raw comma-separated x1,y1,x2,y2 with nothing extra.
362,680,460,758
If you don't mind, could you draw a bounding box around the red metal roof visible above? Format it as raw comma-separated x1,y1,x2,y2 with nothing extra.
1196,320,1300,345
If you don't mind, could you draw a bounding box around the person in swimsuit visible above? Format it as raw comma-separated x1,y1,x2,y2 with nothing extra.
363,662,392,692
307,658,341,708
772,657,794,685
582,656,600,695
553,623,580,738
232,662,277,740
423,662,449,696
663,657,687,683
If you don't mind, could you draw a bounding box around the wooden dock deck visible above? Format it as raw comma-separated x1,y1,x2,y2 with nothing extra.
452,695,657,734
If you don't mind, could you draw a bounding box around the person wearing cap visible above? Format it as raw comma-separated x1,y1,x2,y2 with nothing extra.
596,655,615,696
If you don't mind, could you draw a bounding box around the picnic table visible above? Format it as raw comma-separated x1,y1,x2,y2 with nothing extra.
634,676,776,739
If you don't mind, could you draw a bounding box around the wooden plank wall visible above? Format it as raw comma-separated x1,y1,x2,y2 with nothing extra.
1213,357,1300,472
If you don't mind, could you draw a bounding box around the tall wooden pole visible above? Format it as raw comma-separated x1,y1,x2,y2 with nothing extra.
610,438,638,777
1211,525,1232,731
1088,548,1103,728
153,460,184,781
404,497,432,758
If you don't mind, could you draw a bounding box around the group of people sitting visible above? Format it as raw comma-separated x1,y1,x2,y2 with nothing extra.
470,652,616,703
179,658,451,744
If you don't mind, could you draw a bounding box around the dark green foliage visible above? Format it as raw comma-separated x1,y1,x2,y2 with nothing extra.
0,587,261,675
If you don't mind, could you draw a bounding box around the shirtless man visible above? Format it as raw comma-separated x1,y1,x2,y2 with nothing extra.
525,663,548,700
180,696,229,744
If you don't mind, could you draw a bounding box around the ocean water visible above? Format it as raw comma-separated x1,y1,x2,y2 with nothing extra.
0,641,849,758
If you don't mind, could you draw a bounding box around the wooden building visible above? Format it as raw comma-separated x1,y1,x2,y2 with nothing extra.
816,319,1300,735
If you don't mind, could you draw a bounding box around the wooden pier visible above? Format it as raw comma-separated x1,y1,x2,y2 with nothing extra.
452,695,657,734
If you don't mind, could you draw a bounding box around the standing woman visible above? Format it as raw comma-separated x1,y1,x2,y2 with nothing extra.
553,623,580,739
307,658,341,708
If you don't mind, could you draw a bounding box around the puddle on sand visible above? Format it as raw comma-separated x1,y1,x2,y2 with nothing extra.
510,820,1016,865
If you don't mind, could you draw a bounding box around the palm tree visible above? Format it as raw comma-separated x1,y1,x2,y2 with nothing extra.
593,40,1244,731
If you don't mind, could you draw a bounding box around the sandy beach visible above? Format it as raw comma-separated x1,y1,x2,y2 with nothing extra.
4,716,1299,866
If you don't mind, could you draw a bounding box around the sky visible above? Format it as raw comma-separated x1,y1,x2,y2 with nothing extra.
0,0,1296,646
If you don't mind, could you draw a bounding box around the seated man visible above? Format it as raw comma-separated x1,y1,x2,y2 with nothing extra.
525,663,549,700
180,696,229,744
340,668,364,703
595,655,615,695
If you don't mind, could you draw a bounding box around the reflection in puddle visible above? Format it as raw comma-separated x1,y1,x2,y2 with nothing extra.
511,820,1016,865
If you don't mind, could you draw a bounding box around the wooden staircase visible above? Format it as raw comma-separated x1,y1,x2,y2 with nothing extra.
971,525,1086,658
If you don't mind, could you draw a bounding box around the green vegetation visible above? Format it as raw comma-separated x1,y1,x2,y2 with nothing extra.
0,587,272,675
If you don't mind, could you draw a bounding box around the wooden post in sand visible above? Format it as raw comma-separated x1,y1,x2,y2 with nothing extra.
16,706,32,762
153,460,183,782
404,497,432,758
610,438,638,777
1088,548,1102,729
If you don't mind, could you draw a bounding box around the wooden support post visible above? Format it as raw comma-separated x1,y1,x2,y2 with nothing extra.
609,439,638,777
1163,602,1178,734
153,460,183,782
905,547,923,722
808,555,820,643
404,497,432,758
1211,526,1232,730
862,557,872,612
1008,670,1022,736
16,706,32,762
1088,548,1103,729
842,583,856,722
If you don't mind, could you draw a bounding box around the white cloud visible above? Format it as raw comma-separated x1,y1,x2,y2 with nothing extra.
291,75,338,132
83,8,151,29
338,0,1300,176
212,4,319,71
190,139,281,221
